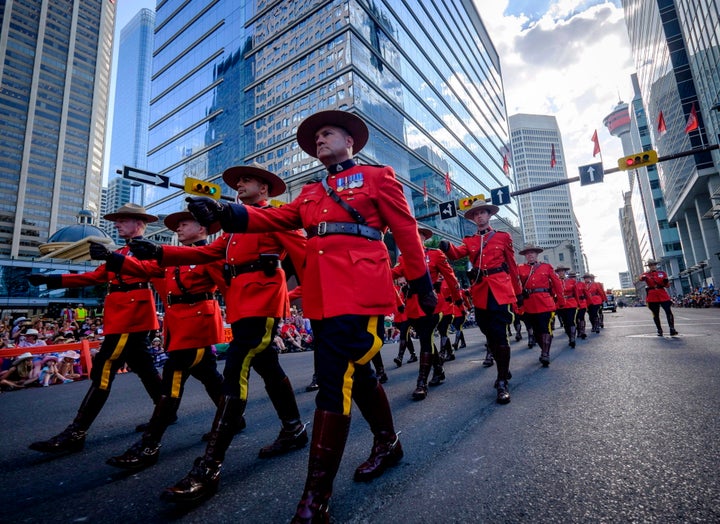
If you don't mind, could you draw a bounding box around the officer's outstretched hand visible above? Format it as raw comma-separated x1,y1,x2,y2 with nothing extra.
408,271,438,316
418,290,438,316
89,241,113,261
129,239,163,261
438,240,450,252
186,196,229,228
27,274,48,286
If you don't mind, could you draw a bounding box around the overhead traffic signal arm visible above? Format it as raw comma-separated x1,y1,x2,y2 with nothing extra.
617,150,658,171
184,177,222,200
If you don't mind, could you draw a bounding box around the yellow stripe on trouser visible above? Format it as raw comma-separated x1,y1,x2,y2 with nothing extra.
237,318,274,402
100,333,129,390
547,312,556,335
339,316,383,415
170,347,205,398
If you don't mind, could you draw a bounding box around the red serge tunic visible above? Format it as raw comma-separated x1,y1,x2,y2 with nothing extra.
517,262,566,314
559,277,581,309
576,280,588,309
445,229,522,308
158,215,307,324
224,164,428,320
111,254,225,352
586,282,606,306
392,248,460,319
640,270,672,302
60,244,159,335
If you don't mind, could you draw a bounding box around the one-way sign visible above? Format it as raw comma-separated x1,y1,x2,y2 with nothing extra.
438,200,457,220
490,185,511,206
122,166,170,188
578,162,604,186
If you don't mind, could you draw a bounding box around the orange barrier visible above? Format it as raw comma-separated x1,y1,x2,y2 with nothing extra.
1,339,100,378
224,327,232,343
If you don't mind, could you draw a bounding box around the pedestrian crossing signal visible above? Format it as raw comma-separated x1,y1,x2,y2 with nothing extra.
458,194,485,211
617,150,658,171
184,177,221,200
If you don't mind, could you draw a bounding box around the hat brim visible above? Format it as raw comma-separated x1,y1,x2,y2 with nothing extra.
104,211,158,223
519,247,544,255
554,266,570,272
646,260,659,265
418,227,434,239
296,110,369,158
582,274,594,279
164,211,221,235
222,165,286,198
464,204,500,220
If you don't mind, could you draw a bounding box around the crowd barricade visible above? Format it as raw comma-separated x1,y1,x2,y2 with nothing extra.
1,339,100,378
224,327,232,343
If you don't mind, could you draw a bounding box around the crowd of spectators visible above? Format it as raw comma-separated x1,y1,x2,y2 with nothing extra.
673,286,720,308
0,305,108,392
272,307,313,353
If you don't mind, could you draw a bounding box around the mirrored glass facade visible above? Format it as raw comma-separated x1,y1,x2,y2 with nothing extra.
145,0,517,242
0,0,113,259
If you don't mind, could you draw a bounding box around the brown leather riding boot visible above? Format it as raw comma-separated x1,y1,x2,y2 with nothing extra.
491,344,511,404
568,325,577,348
29,385,110,453
539,334,552,367
259,377,308,458
161,395,245,503
412,352,433,400
291,410,351,524
107,395,180,470
352,384,403,482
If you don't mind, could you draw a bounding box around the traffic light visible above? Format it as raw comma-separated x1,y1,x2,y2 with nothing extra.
184,177,221,200
458,193,485,211
617,150,658,171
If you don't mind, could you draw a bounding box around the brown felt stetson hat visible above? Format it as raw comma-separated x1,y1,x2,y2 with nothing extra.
164,211,221,235
296,110,369,157
222,163,286,198
645,259,660,266
519,244,544,255
554,265,571,272
104,203,158,223
418,227,434,239
582,273,595,279
463,200,499,221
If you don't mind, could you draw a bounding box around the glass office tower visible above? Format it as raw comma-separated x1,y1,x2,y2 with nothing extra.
0,0,114,259
144,0,517,241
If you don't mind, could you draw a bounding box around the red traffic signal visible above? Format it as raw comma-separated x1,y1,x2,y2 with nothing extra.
617,150,658,171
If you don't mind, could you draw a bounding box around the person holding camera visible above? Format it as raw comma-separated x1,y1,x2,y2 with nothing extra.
438,200,522,404
129,164,308,503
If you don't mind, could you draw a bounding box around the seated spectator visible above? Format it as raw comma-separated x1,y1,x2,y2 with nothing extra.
18,328,46,348
149,337,168,370
0,352,38,390
57,350,82,380
280,319,304,352
38,355,73,386
273,334,288,354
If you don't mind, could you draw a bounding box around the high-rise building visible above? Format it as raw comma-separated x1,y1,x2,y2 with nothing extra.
140,0,519,244
508,113,586,275
622,0,720,289
107,8,155,176
0,0,114,259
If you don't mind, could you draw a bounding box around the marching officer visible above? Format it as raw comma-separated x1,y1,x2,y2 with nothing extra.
572,271,589,339
138,110,436,522
90,211,228,470
392,278,419,367
517,245,565,367
583,273,605,333
27,203,164,454
131,164,308,503
554,265,580,348
439,200,522,404
451,287,471,352
393,227,461,400
638,259,677,336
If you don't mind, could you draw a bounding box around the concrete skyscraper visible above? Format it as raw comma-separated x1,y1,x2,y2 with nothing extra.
0,0,115,259
508,113,586,275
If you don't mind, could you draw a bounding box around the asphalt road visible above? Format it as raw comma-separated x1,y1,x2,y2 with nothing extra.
2,306,719,523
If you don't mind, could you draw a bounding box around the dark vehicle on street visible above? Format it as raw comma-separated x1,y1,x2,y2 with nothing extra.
603,294,617,313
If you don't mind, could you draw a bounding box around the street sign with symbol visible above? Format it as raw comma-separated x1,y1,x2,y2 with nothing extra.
122,166,170,188
578,162,604,186
490,185,511,206
439,200,457,220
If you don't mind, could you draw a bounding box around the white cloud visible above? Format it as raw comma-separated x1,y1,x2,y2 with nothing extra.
478,1,637,288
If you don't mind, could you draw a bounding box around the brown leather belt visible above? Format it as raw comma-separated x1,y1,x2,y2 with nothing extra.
167,292,215,305
306,222,382,241
109,282,150,292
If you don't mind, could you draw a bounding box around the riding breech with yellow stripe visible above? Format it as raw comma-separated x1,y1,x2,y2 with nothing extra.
89,331,162,401
310,314,385,415
160,346,223,400
221,316,287,401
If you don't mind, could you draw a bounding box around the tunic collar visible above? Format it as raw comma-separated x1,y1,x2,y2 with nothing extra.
326,159,356,174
